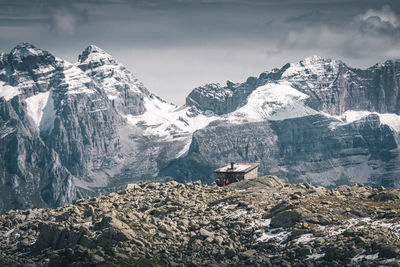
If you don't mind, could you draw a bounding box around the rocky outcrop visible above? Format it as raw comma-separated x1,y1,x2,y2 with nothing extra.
0,177,399,266
284,57,400,115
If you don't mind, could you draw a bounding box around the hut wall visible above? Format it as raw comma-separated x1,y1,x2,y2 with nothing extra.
244,168,258,180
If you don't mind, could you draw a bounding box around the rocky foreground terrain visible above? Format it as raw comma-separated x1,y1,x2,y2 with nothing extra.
0,176,399,266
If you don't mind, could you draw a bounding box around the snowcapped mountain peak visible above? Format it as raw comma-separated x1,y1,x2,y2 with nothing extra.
300,55,340,67
78,44,116,67
76,44,151,115
303,54,326,62
281,55,342,81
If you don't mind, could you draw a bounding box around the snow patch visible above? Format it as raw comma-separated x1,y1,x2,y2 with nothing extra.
257,228,291,243
295,233,315,244
380,113,400,132
248,218,271,229
39,91,56,134
352,250,379,262
25,91,56,133
62,62,94,95
0,81,19,100
230,81,315,121
126,97,218,140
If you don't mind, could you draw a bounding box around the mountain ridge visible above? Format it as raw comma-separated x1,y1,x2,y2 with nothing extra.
0,43,400,214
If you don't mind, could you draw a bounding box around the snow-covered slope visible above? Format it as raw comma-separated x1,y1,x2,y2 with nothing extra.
229,81,318,121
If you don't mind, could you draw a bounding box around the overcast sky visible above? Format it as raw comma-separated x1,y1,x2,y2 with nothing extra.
1,0,400,104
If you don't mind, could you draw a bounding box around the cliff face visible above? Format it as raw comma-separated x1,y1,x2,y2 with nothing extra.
0,43,190,213
161,114,400,188
0,43,124,213
284,57,400,115
0,96,76,212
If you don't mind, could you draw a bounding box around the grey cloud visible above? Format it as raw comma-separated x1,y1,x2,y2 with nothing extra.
46,5,89,35
356,5,399,29
278,5,400,62
354,5,400,37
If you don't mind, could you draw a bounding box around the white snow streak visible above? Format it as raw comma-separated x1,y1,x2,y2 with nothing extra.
26,92,51,127
25,91,56,133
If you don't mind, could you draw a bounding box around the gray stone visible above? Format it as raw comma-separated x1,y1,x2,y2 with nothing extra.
199,228,214,239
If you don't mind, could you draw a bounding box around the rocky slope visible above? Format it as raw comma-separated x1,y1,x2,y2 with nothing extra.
0,176,399,266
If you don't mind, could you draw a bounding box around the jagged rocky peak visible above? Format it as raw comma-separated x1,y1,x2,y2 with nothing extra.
368,59,400,72
195,83,232,100
7,43,56,70
10,43,46,60
77,44,150,115
78,44,117,70
281,55,344,80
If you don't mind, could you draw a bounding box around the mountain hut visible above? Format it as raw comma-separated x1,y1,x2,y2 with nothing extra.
214,162,259,186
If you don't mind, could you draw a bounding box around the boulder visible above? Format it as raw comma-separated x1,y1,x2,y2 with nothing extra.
199,228,214,239
270,208,307,228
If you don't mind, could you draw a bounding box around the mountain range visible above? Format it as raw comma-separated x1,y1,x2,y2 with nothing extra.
0,43,400,213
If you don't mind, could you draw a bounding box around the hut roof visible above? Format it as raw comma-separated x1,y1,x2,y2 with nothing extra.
214,163,259,173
